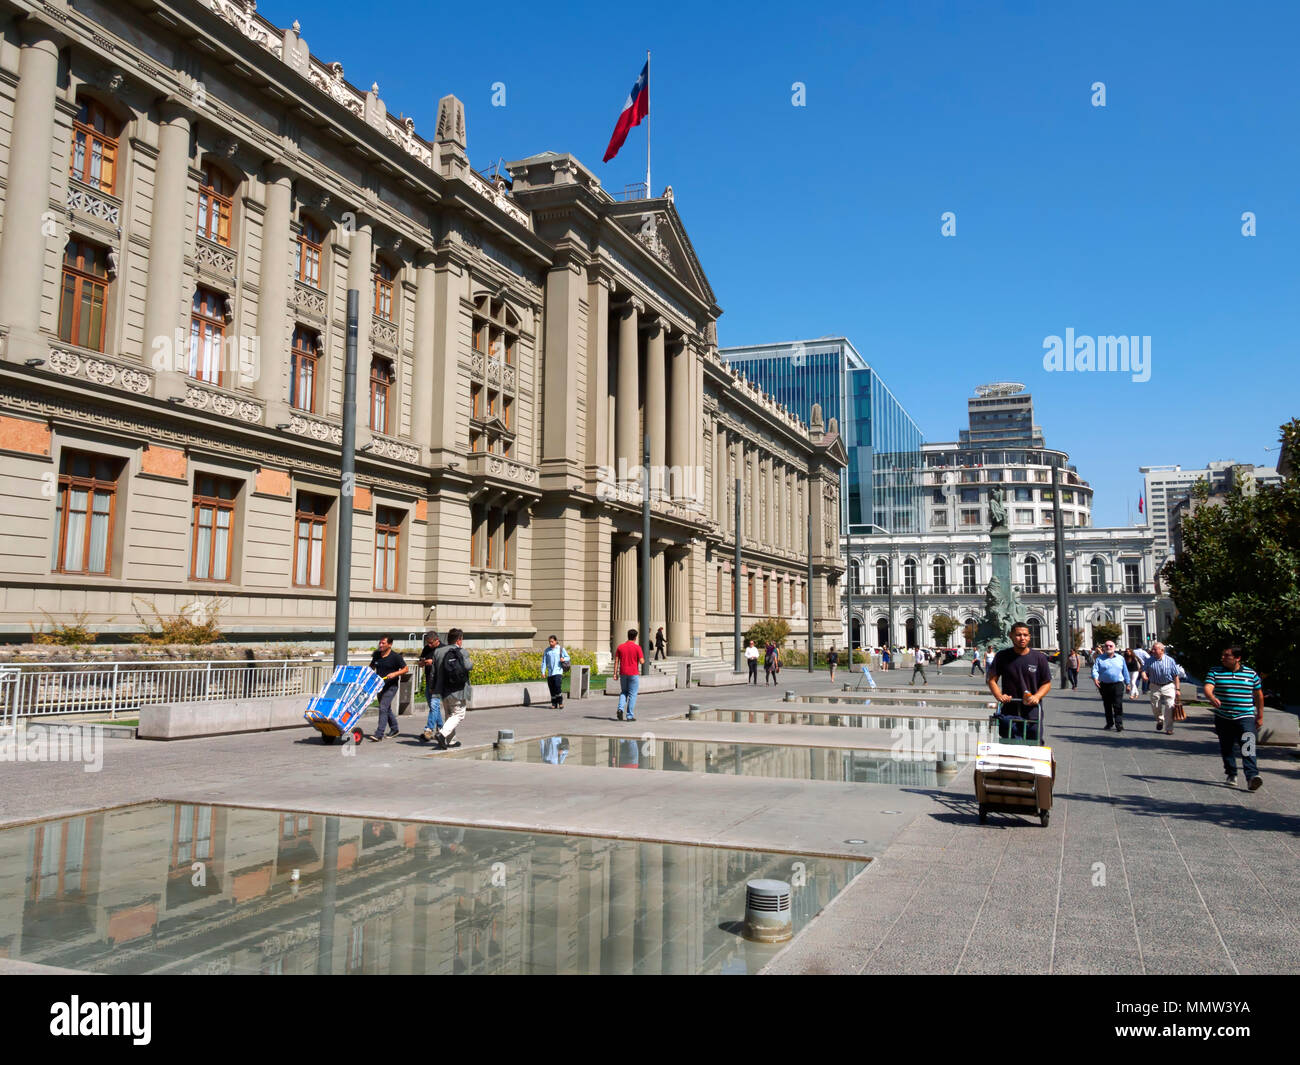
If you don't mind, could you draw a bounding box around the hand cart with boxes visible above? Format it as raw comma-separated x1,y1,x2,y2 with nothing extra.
303,664,384,745
975,698,1056,826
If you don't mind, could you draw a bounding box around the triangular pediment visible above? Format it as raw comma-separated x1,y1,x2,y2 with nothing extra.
606,200,716,308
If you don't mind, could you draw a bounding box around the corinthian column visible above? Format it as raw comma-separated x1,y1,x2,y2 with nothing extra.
667,336,689,497
666,550,687,652
144,100,194,396
615,298,642,480
649,546,666,646
411,250,437,452
0,22,61,358
612,539,638,647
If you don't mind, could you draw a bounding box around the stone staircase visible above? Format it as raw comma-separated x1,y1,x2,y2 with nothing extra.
648,654,732,678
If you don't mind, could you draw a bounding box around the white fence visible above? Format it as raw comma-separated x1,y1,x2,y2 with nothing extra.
0,659,336,725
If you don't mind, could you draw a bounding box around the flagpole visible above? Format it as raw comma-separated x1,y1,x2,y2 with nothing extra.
645,49,651,198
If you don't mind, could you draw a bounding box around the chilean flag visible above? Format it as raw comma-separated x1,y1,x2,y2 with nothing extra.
1138,493,1145,515
603,61,649,163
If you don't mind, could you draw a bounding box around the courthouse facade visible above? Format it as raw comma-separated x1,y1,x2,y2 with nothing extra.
0,0,844,656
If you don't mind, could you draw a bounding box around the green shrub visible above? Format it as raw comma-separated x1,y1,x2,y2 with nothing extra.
743,618,790,649
455,648,598,685
781,648,872,668
31,610,100,645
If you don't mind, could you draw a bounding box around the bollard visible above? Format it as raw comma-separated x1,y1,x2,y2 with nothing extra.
687,704,700,720
496,728,515,762
743,879,793,943
783,690,795,702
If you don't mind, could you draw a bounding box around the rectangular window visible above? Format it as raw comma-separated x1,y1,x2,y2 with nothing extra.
1123,561,1141,593
1041,510,1055,525
502,511,515,572
960,509,980,526
189,288,226,386
197,164,233,246
171,805,213,872
370,357,393,434
70,101,119,194
747,573,754,613
374,506,401,592
764,576,770,614
960,488,979,503
486,509,497,569
1016,508,1034,524
31,819,88,901
1014,487,1033,502
473,321,487,355
373,262,394,321
290,326,318,413
931,510,948,527
1012,469,1027,482
296,220,323,287
293,493,329,587
191,474,238,581
58,241,109,352
53,451,120,575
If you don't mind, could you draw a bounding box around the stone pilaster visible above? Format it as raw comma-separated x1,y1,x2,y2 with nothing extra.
410,250,437,453
615,298,642,477
145,100,194,399
254,162,293,421
0,21,61,359
612,538,638,645
649,546,666,645
343,217,373,433
645,316,666,491
667,336,689,496
586,273,611,470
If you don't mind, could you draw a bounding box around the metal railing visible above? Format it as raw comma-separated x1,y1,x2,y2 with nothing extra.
0,659,334,725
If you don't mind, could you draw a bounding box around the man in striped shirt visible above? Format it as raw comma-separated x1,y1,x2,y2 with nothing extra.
1141,642,1185,735
1202,645,1265,790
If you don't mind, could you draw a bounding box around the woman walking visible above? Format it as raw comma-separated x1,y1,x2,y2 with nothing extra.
827,645,839,684
541,634,571,709
764,641,779,685
1067,649,1081,690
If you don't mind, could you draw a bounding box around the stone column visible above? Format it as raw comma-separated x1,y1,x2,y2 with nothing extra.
661,844,692,974
666,550,688,652
636,843,664,974
344,217,373,430
615,298,642,478
649,546,666,647
144,100,194,397
587,274,611,470
645,316,666,492
0,21,61,359
667,336,689,498
254,162,293,416
608,843,637,975
410,251,437,453
766,458,776,547
750,446,761,541
612,538,638,646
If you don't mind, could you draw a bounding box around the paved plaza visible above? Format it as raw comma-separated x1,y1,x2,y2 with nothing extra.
1,667,1296,975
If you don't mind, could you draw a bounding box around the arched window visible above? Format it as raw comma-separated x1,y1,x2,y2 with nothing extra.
70,98,121,194
1091,556,1107,594
874,558,889,595
1023,555,1040,594
197,161,235,246
876,617,890,647
962,555,978,594
1026,616,1043,647
932,557,947,594
903,558,917,593
905,617,918,647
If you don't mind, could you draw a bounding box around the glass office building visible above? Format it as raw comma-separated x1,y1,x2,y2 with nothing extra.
719,338,923,534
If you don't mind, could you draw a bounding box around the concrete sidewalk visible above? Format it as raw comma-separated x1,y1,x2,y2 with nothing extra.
764,683,1300,974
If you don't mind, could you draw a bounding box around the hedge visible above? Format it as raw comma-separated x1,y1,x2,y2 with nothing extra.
419,647,598,687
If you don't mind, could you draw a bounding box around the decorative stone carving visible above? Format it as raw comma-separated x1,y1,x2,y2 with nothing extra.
635,221,673,268
120,369,150,394
370,318,398,348
196,238,237,276
212,394,237,417
367,435,420,464
294,282,327,318
501,579,511,599
466,169,531,228
435,94,466,148
206,0,280,57
467,575,477,596
85,359,116,385
386,116,432,168
483,576,494,597
48,350,82,376
289,413,343,445
66,183,121,226
309,60,364,117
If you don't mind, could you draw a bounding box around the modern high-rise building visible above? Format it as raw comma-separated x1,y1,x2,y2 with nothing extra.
959,383,1044,449
718,338,923,534
1142,462,1283,562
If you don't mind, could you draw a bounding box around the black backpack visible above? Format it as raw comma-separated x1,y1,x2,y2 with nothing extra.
441,647,470,692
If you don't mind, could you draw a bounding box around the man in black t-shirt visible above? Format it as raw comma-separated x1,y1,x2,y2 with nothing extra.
367,635,408,742
986,622,1052,742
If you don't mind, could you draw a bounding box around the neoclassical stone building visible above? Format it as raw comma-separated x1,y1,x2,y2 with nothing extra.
0,0,843,655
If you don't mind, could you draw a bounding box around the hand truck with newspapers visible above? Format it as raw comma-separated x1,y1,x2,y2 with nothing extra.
303,665,384,746
975,697,1056,827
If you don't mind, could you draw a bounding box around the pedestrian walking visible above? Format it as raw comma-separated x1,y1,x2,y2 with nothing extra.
827,645,839,683
934,648,944,675
984,645,996,675
614,628,644,721
970,647,984,675
882,646,892,671
1123,649,1143,698
1141,642,1184,734
745,639,759,683
764,641,779,685
367,635,409,742
910,648,928,686
654,626,666,661
417,631,444,743
1091,640,1130,732
541,634,571,710
1203,645,1265,790
1066,649,1080,690
1134,645,1151,695
986,622,1052,741
428,627,472,749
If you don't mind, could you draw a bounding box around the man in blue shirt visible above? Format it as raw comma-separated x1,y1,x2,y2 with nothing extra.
1090,640,1131,732
1140,642,1185,735
1203,645,1265,790
541,635,571,710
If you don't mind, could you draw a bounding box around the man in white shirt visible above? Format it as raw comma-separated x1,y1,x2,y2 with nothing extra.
744,640,759,685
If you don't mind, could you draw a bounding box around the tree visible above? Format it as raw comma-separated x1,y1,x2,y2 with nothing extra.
930,613,958,646
962,621,977,646
744,617,790,649
1164,418,1300,702
1070,627,1086,651
1091,621,1122,647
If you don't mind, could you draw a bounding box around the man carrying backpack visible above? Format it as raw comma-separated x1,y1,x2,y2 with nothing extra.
429,627,473,750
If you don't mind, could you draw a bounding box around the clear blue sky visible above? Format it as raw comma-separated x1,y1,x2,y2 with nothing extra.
262,0,1299,527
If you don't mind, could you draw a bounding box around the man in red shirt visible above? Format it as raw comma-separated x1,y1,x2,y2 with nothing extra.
613,628,645,721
